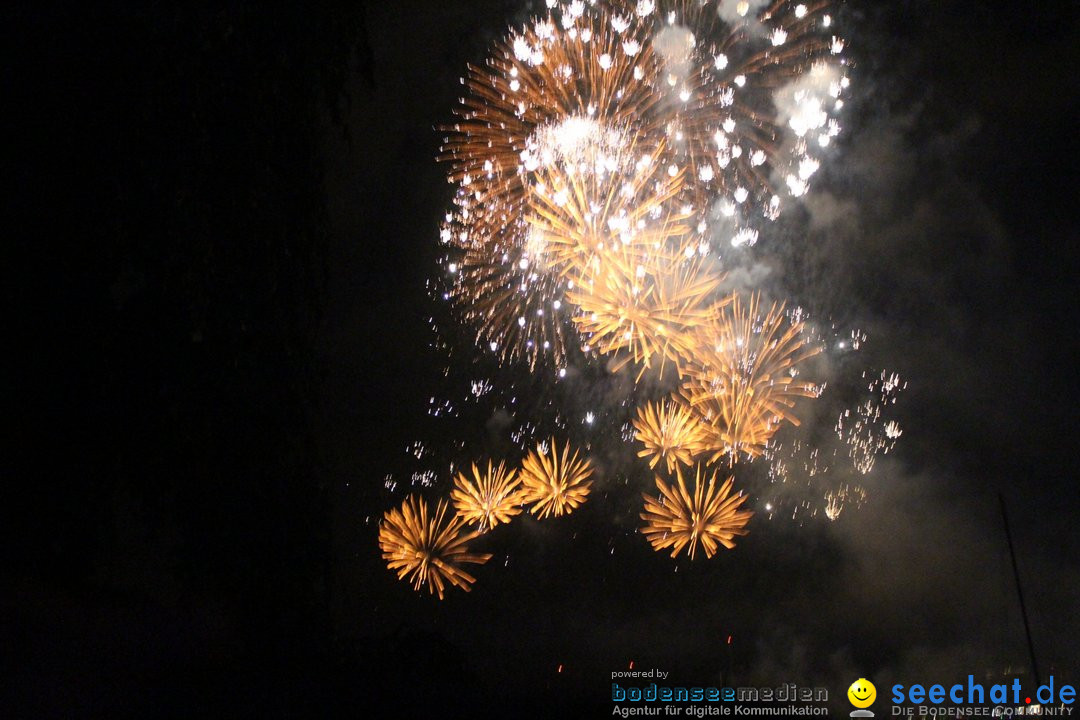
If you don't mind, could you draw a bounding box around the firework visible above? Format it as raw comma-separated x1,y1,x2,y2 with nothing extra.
602,0,848,229
445,134,688,369
525,135,690,280
450,460,525,531
440,12,665,224
682,292,821,461
570,249,725,374
823,482,867,521
438,0,846,367
439,13,666,366
378,495,492,599
442,202,572,369
518,438,595,518
633,396,710,473
836,369,906,474
640,463,753,558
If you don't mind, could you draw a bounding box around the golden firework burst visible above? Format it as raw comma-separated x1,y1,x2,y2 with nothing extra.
450,460,525,532
633,397,710,474
682,292,821,461
524,137,688,280
440,13,664,220
570,250,725,375
438,13,667,367
518,438,595,518
378,495,492,600
640,464,753,559
437,1,847,367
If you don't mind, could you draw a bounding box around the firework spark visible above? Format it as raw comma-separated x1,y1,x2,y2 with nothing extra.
640,464,753,558
836,369,906,474
450,460,525,532
607,0,848,223
633,397,710,473
519,438,595,518
824,483,867,521
682,292,821,461
379,495,493,599
442,203,572,369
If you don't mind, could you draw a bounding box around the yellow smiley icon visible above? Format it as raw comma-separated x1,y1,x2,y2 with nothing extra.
848,678,877,708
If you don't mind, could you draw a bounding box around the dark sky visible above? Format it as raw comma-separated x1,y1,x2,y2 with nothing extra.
7,1,1079,717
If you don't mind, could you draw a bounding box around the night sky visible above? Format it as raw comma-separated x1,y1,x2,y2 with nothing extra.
8,1,1079,717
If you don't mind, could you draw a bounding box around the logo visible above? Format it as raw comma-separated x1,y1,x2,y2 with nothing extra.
890,676,1076,716
849,678,878,718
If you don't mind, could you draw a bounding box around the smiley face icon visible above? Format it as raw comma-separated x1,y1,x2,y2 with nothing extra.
848,678,877,708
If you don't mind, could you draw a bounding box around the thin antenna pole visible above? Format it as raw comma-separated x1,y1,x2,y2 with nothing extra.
998,492,1040,688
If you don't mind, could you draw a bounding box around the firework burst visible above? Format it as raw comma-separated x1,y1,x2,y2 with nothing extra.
438,0,847,367
633,397,710,473
570,250,726,374
525,135,689,280
378,495,493,599
450,460,525,532
682,292,821,461
440,12,665,219
439,13,667,366
601,0,848,230
640,464,754,558
441,202,572,369
519,438,595,518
